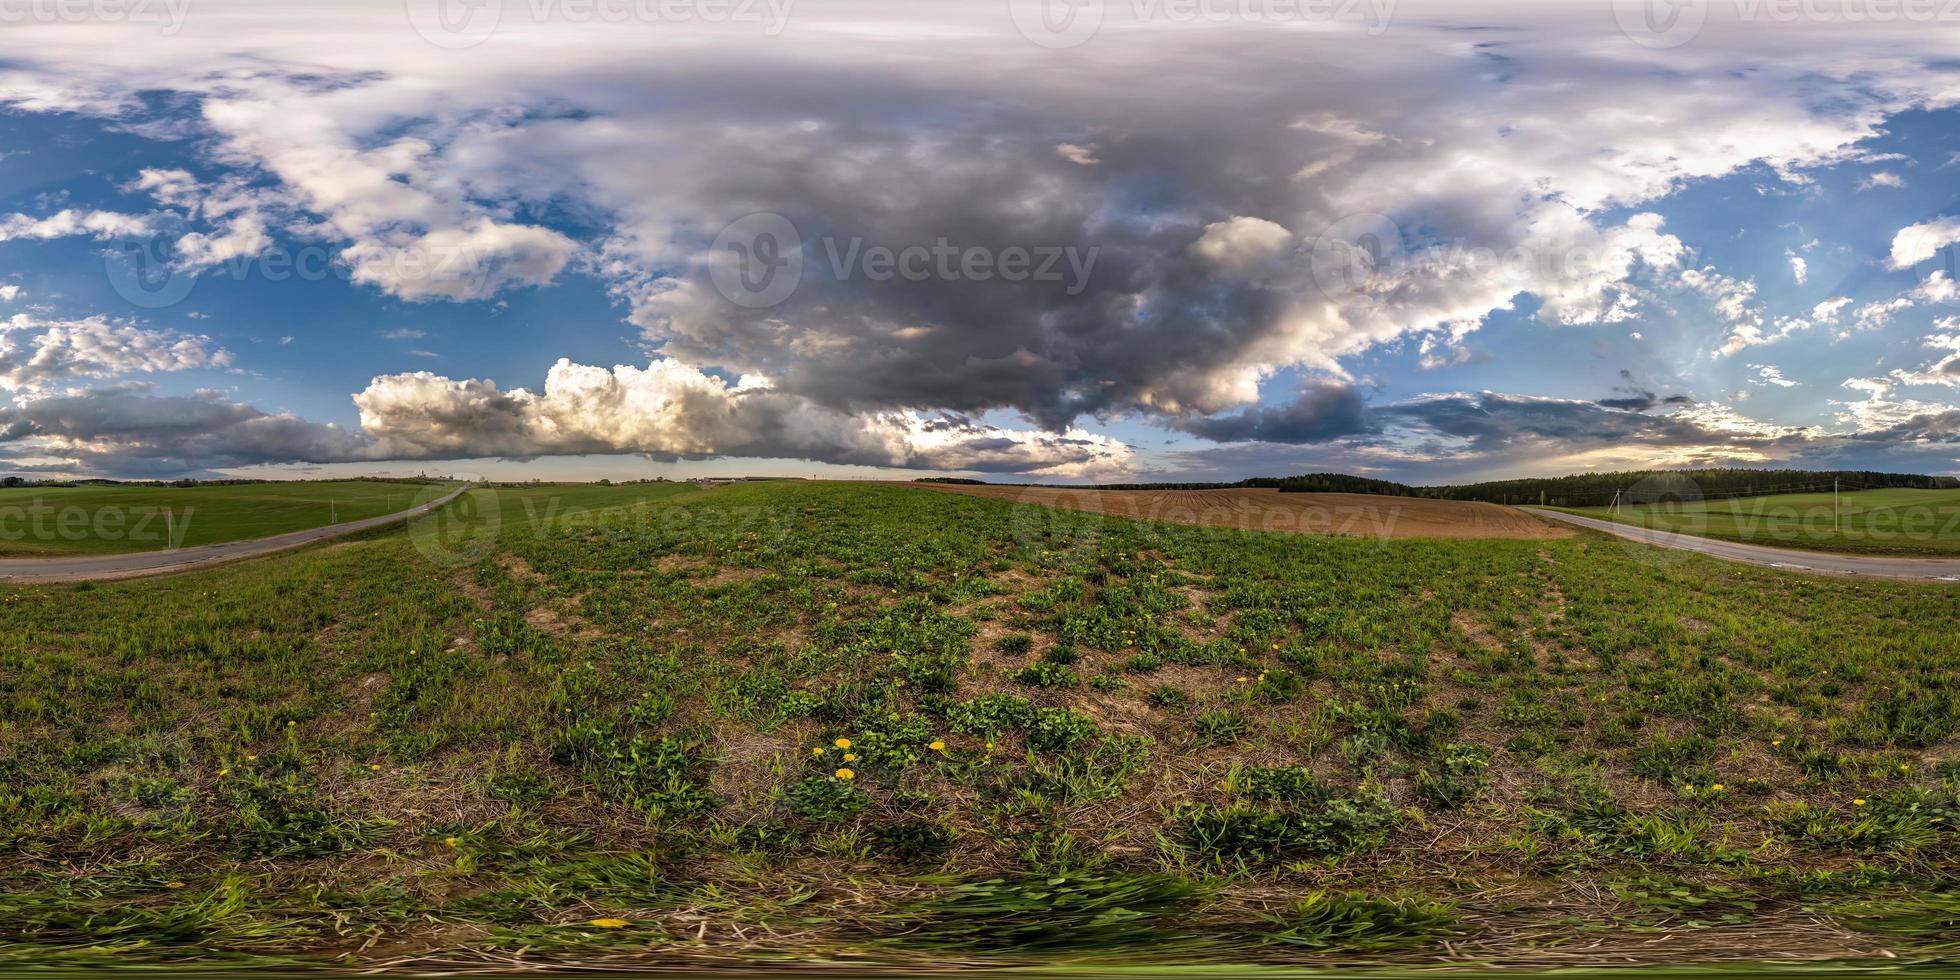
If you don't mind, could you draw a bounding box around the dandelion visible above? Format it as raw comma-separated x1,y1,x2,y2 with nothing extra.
369,764,382,771
843,753,858,762
286,720,296,728
1853,798,1868,806
588,918,631,928
812,747,825,756
444,836,458,848
217,768,230,777
929,740,946,752
835,768,855,780
1711,783,1725,791
245,754,257,761
1236,676,1249,683
834,737,852,749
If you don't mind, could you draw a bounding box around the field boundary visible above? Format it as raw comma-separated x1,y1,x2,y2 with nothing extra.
1523,507,1960,581
0,485,470,583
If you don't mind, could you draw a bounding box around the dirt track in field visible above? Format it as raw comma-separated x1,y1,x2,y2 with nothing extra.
891,484,1569,541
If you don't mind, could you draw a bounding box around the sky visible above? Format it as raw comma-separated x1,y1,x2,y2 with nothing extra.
1,0,1959,485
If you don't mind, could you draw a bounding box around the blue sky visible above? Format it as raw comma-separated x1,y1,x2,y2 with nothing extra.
2,1,1959,484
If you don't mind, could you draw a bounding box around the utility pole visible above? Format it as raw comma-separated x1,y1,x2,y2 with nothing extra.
1609,488,1621,516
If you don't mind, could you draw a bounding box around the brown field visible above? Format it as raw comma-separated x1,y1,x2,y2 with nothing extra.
889,483,1569,540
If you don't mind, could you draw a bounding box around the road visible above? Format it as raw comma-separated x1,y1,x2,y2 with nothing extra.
0,485,471,584
1521,507,1960,582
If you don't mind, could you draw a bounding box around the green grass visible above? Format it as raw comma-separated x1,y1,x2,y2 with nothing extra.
1560,488,1960,557
0,479,1957,971
0,480,445,557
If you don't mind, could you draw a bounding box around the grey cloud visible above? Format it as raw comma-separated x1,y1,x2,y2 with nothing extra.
1173,382,1373,443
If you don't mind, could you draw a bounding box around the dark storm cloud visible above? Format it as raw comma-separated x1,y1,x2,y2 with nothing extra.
1596,389,1696,411
1173,382,1373,443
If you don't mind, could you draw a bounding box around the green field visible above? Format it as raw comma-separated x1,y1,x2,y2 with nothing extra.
1562,488,1960,557
0,480,444,557
1,481,1957,971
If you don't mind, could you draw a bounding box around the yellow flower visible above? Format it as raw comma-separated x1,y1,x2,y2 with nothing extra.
1853,798,1868,806
843,753,858,762
929,740,946,752
245,754,257,761
834,737,852,749
588,918,631,928
812,747,825,756
835,768,855,780
444,836,458,848
1236,676,1249,683
1711,784,1725,791
217,768,230,777
165,881,186,889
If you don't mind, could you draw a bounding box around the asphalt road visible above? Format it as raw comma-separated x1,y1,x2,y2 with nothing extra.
1522,507,1960,582
0,485,471,584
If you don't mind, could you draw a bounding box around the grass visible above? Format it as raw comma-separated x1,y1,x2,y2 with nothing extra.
1559,488,1960,557
0,480,444,557
0,479,1956,971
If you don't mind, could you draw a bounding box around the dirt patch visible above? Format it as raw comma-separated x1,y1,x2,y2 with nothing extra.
889,484,1569,541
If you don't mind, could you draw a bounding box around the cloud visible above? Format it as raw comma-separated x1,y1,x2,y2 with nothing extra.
1055,143,1100,166
0,4,1947,438
1,355,1136,478
1858,171,1906,190
1596,389,1694,412
0,208,153,241
340,219,578,302
1787,251,1808,285
1190,216,1293,275
1812,295,1853,322
352,358,1132,477
0,386,365,474
1749,364,1798,388
1890,216,1960,269
0,314,229,392
1172,382,1371,443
